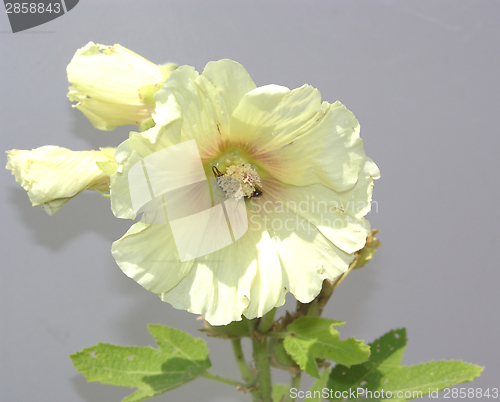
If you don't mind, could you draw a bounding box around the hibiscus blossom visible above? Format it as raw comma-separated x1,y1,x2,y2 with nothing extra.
110,59,379,325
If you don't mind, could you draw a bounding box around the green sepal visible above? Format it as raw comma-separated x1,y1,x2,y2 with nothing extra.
283,317,370,378
139,84,160,109
159,62,178,80
327,328,483,400
96,160,118,176
139,118,156,132
351,229,381,270
70,325,211,402
138,63,176,110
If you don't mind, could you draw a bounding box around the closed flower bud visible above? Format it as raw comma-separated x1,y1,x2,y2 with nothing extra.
67,42,176,131
6,146,117,215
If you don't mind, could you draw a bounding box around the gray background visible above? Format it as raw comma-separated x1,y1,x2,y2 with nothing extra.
1,1,499,401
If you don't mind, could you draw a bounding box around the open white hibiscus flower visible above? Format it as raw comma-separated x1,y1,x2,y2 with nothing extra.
110,59,379,325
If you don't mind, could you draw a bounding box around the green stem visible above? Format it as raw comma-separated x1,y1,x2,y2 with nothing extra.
252,336,273,401
306,299,320,317
248,316,273,402
231,338,254,386
258,307,277,333
285,371,302,402
202,371,244,388
265,331,289,339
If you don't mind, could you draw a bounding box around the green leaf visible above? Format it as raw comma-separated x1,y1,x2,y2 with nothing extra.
327,328,483,400
283,317,370,378
272,383,289,402
70,325,211,402
310,367,332,401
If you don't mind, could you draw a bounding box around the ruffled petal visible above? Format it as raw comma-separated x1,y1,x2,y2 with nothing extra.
265,101,365,192
244,228,287,319
160,203,284,325
258,158,379,254
112,219,196,294
152,60,256,160
200,59,257,122
230,85,365,192
110,117,184,220
229,84,321,150
110,140,143,220
247,192,353,303
325,157,380,219
155,66,223,159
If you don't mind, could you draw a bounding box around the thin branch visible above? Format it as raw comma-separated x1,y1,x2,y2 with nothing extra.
202,371,244,388
231,338,254,386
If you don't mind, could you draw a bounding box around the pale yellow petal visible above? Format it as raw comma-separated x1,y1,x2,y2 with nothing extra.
200,59,256,121
244,228,287,319
230,85,365,192
152,60,255,161
326,157,380,219
161,203,284,325
229,84,320,149
40,198,72,216
263,101,365,192
247,193,353,303
154,66,225,160
110,123,184,220
110,141,142,220
112,219,196,294
69,93,154,131
258,158,378,254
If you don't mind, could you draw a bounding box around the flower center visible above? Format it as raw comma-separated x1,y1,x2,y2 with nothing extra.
212,150,247,172
224,164,262,199
210,151,262,200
